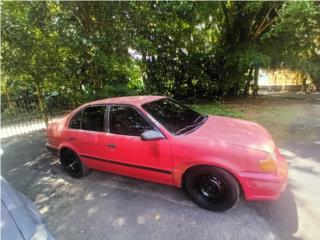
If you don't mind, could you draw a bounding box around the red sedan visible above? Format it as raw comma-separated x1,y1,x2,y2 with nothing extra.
46,96,288,211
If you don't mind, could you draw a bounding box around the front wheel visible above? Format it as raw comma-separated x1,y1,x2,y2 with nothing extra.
184,166,239,211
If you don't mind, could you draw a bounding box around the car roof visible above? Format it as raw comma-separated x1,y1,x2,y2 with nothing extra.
85,95,166,107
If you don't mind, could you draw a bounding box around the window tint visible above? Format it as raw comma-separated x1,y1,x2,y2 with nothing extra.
109,106,152,136
69,110,82,129
81,106,106,132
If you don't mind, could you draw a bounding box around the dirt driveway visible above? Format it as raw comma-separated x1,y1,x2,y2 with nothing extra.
1,95,320,240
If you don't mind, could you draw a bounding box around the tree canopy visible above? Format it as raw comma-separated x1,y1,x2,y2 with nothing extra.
1,1,319,106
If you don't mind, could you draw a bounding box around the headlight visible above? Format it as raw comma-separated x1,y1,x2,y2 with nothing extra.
259,157,277,173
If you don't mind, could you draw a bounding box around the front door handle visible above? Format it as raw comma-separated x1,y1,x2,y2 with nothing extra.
68,137,76,141
107,143,116,149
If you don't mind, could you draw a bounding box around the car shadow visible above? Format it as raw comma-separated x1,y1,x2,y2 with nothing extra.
247,185,300,240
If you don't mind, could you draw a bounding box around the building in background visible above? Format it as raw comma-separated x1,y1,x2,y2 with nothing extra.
258,69,313,92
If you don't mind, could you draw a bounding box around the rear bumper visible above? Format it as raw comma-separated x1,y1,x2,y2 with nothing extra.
240,151,288,200
45,143,59,157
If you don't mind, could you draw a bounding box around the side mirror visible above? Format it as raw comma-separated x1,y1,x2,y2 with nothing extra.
141,130,165,141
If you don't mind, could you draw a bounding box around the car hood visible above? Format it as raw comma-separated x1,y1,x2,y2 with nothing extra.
186,116,275,154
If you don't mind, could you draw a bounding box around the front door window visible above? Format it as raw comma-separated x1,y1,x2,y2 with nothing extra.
109,106,152,136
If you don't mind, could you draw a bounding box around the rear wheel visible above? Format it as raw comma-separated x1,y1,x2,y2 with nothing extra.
60,149,90,178
184,166,239,211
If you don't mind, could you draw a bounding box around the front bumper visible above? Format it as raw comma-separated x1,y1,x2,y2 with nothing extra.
239,149,288,200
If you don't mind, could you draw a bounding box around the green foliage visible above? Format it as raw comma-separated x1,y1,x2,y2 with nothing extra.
1,1,319,108
262,1,320,88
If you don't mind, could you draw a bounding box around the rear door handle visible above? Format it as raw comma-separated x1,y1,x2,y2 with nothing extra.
68,137,76,141
107,143,116,149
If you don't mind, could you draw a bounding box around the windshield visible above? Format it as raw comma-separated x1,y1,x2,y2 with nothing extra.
142,98,206,135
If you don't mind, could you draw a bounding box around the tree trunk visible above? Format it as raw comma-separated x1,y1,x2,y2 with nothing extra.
5,91,16,109
244,67,254,97
36,84,49,126
252,66,259,98
301,75,307,93
314,79,320,92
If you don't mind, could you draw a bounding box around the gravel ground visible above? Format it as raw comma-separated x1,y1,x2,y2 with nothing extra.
1,95,320,240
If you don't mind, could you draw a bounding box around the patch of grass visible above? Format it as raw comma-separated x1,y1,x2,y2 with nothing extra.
190,103,243,118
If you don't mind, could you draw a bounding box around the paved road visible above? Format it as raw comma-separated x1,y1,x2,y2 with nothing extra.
1,98,320,240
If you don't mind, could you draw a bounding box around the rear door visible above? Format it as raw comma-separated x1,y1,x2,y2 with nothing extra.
65,105,114,171
105,105,173,185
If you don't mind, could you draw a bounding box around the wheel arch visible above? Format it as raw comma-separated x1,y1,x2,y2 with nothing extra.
58,144,79,159
60,147,74,155
180,164,245,198
58,145,90,178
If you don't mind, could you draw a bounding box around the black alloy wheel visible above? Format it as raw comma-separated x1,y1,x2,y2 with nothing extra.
196,175,226,202
60,149,89,178
184,166,239,211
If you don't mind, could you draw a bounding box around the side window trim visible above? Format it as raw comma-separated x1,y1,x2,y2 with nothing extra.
68,109,83,129
68,105,108,132
107,104,158,136
105,105,110,132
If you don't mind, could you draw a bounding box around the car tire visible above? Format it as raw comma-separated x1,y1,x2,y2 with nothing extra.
60,149,90,178
184,165,239,211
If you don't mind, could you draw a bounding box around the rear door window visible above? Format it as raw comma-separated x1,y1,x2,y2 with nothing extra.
69,110,82,129
81,106,106,132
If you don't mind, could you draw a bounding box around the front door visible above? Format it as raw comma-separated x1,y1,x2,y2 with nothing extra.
105,105,173,185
